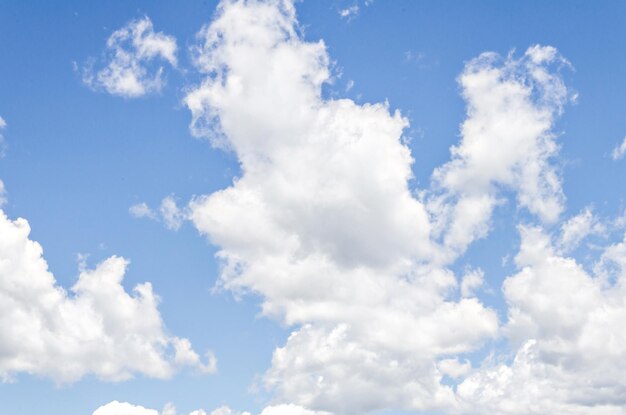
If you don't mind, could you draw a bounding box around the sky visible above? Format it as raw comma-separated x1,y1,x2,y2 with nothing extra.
1,0,626,414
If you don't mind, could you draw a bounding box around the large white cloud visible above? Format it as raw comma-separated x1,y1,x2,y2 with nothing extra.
83,16,177,98
92,402,328,415
0,209,213,383
457,226,626,414
85,0,624,413
183,0,497,413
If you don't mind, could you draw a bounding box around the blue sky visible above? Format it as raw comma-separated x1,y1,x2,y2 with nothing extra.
1,1,626,415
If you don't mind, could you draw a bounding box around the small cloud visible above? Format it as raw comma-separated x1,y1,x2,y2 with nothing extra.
173,338,217,374
558,207,605,252
404,50,425,63
129,196,187,231
160,195,185,230
0,180,6,207
129,202,156,219
83,16,177,98
339,5,359,20
612,136,626,160
0,116,6,158
345,79,354,92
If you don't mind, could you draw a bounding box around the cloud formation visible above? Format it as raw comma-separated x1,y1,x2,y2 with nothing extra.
612,136,626,160
458,225,626,414
431,45,572,257
80,1,625,414
183,1,499,412
92,402,329,415
0,209,212,383
129,196,187,231
84,17,177,98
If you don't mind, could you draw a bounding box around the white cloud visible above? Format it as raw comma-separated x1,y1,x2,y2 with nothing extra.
458,226,626,414
160,196,186,231
338,5,359,20
129,202,156,219
0,116,6,158
93,401,160,415
437,358,472,379
0,209,211,383
558,207,605,252
183,1,497,413
129,196,187,231
460,268,484,298
84,17,177,98
612,136,626,160
0,180,6,207
93,402,327,415
431,45,572,256
345,79,354,92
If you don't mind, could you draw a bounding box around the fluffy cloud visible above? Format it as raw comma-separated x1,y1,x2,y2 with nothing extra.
84,17,177,98
558,207,605,252
92,402,328,415
612,136,626,160
130,202,157,219
458,226,626,414
87,1,621,413
93,401,160,415
431,45,573,256
0,209,212,383
129,196,187,231
183,1,497,413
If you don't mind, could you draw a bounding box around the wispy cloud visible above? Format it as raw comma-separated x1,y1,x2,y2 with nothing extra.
83,16,177,98
612,135,626,160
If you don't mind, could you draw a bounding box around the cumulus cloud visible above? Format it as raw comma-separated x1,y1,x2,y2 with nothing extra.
104,1,619,413
84,16,177,98
460,268,484,298
431,45,573,256
93,401,160,415
0,209,212,383
129,196,187,231
612,136,626,160
458,226,626,414
558,207,605,252
183,1,497,413
93,402,329,415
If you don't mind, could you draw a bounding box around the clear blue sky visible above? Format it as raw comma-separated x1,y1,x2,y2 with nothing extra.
1,1,626,414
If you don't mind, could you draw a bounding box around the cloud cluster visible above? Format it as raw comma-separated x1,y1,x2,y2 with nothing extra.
182,1,503,413
458,225,626,414
83,17,177,98
130,196,186,231
50,0,626,413
92,401,328,415
431,45,572,256
0,209,213,383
